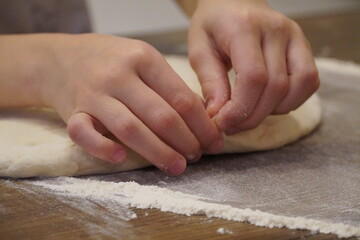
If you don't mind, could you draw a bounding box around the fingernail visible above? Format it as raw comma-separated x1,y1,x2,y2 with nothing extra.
187,151,202,163
206,99,218,118
168,157,186,176
207,138,224,154
111,148,126,163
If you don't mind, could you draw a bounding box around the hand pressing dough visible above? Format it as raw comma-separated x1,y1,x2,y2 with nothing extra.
0,56,321,178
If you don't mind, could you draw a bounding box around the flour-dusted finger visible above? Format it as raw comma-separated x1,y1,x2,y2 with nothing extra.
67,112,126,163
214,29,267,132
91,97,187,176
227,21,290,133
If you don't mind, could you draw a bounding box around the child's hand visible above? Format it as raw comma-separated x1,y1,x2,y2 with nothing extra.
187,0,320,134
38,34,223,175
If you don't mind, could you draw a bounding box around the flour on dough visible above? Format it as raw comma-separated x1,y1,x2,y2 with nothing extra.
0,56,322,178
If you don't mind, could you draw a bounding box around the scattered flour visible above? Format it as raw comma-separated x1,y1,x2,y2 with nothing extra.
217,227,234,234
28,177,360,239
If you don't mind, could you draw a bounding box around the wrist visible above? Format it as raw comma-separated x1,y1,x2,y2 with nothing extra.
196,0,268,10
0,34,66,108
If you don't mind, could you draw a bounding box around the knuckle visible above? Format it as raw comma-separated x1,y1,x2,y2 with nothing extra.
245,67,268,87
300,67,320,92
271,75,289,96
291,20,304,35
237,10,257,28
153,110,177,128
100,66,123,85
67,117,83,143
115,118,138,141
127,40,157,65
269,14,288,34
172,93,197,115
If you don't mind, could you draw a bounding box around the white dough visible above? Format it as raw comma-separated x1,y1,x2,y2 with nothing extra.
0,56,321,178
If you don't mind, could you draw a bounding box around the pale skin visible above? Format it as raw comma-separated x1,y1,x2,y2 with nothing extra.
0,0,319,176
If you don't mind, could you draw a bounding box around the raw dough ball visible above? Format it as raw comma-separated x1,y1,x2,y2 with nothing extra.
0,56,321,178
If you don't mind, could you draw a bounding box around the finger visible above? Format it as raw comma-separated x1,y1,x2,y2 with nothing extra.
136,50,224,154
188,28,231,118
91,97,187,176
227,27,289,133
215,30,268,131
274,23,320,114
113,76,201,162
67,112,127,164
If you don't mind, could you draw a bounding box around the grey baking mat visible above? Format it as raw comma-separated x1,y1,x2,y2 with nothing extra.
86,58,360,228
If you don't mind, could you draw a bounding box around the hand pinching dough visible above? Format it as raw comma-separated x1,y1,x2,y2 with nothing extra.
0,56,321,178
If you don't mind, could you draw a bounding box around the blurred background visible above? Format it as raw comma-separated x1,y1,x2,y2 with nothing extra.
86,0,360,63
0,0,358,62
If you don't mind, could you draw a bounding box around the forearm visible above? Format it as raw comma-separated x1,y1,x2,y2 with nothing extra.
175,0,268,17
0,34,56,108
175,0,199,16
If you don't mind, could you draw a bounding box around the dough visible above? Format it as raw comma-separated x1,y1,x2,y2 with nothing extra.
0,56,321,178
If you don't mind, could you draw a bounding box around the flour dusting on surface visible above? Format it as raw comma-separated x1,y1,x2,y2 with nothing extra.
217,227,233,234
27,177,360,238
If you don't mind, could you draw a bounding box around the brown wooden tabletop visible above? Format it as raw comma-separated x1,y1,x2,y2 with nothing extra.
1,12,360,240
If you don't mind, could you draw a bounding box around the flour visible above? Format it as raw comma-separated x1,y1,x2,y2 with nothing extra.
217,228,233,234
28,177,360,238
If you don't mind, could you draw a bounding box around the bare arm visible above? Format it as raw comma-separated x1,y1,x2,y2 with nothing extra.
0,33,223,175
0,34,48,108
175,0,198,16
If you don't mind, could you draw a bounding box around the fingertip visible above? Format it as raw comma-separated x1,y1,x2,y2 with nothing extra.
187,151,202,164
167,156,187,176
110,147,127,164
206,137,224,154
206,98,223,118
212,115,225,133
204,83,231,118
212,103,234,131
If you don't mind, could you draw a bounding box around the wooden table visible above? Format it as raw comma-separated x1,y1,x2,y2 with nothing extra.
1,12,359,240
